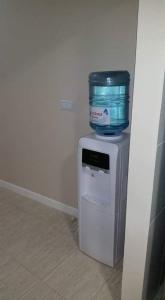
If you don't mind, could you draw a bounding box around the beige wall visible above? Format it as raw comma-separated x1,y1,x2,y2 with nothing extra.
122,0,165,299
0,0,138,207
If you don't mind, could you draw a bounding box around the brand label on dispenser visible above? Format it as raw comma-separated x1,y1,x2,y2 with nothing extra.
90,106,110,125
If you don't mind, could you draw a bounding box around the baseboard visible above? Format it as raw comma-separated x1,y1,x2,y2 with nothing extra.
0,180,78,218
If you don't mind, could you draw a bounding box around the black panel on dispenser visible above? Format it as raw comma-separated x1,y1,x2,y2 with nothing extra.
82,149,109,170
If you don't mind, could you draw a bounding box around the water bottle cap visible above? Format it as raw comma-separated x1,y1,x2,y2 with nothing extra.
89,71,130,86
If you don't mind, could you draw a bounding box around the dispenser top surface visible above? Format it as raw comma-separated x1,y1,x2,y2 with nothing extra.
80,132,130,146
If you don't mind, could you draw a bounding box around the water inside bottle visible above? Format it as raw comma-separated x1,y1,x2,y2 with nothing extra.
89,71,130,135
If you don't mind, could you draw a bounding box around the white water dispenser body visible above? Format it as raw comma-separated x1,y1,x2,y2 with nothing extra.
78,133,130,267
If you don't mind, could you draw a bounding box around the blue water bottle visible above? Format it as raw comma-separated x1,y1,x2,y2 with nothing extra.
89,71,130,136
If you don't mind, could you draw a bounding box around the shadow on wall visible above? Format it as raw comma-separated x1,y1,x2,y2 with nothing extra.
60,107,89,208
61,154,77,208
60,79,90,208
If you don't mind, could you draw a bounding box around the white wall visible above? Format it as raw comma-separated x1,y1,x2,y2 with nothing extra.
0,0,138,207
122,0,165,299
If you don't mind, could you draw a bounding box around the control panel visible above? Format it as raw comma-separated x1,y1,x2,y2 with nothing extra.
82,149,110,173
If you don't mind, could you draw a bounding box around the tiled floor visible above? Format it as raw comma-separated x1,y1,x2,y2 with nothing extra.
0,188,122,300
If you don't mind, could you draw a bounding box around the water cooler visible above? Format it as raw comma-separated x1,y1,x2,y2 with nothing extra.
78,71,130,267
78,133,129,267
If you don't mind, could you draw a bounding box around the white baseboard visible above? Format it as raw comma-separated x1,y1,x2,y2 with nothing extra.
0,180,78,218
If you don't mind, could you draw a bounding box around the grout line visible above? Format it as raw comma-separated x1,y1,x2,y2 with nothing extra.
0,191,72,299
0,187,122,300
13,256,67,300
91,279,108,299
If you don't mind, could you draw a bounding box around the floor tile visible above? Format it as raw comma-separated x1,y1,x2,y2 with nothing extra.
10,220,77,280
0,259,37,299
92,265,122,300
45,249,117,300
20,281,65,300
0,188,122,300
